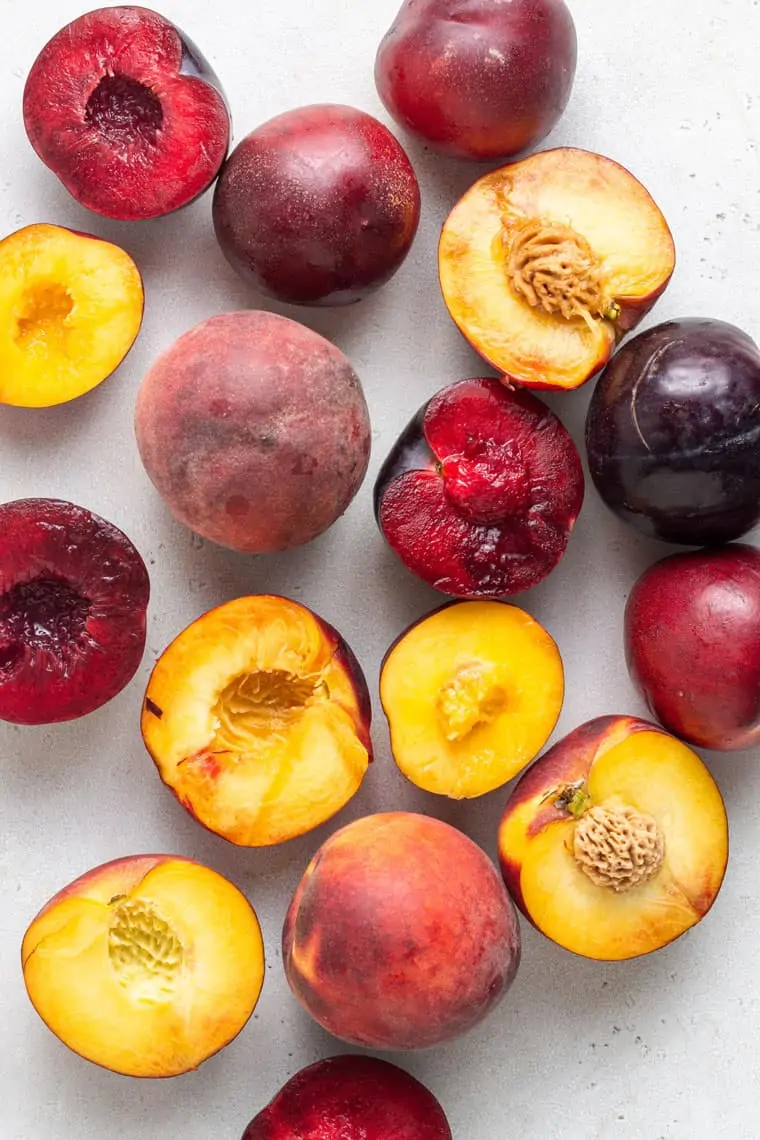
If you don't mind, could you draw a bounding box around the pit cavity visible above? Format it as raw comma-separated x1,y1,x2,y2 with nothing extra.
15,284,74,350
108,898,184,1001
85,73,164,145
506,219,618,328
572,803,665,893
212,669,323,750
437,662,506,742
0,575,90,661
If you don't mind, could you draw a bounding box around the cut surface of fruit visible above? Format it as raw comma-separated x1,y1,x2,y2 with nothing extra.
0,498,149,724
21,855,264,1077
381,601,563,798
439,148,675,390
142,595,372,846
498,717,728,960
0,224,143,407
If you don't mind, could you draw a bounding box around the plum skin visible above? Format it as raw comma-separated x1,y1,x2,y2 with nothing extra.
625,544,760,751
213,104,421,306
585,318,760,546
375,0,577,160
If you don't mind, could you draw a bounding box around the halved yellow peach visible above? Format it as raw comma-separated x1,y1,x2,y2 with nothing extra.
439,148,675,390
21,855,264,1077
498,716,728,960
380,601,563,798
142,595,372,847
0,223,144,407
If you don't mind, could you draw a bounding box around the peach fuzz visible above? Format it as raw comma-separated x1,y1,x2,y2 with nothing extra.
21,855,264,1078
283,812,520,1050
380,600,564,798
498,717,728,961
142,595,372,847
0,223,143,407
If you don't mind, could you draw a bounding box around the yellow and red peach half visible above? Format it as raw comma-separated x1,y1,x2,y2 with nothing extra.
0,224,143,408
141,595,372,847
438,148,675,390
381,600,564,798
498,716,729,960
21,855,265,1078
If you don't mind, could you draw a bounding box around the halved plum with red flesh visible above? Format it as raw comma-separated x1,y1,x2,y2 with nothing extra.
374,378,584,597
0,499,149,724
23,6,230,221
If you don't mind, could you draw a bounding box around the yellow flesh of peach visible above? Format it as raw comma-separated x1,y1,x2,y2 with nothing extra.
510,732,728,960
381,602,563,798
142,597,370,847
0,224,143,407
21,860,264,1077
439,149,675,389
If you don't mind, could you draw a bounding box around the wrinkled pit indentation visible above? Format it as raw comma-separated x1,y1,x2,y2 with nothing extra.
108,897,184,1001
15,284,74,350
0,575,90,658
85,73,164,145
212,668,323,751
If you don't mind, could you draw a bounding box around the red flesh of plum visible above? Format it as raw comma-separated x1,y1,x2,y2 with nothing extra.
374,378,584,597
0,499,149,725
23,6,230,221
241,1055,452,1140
375,0,577,160
212,104,421,306
625,544,760,751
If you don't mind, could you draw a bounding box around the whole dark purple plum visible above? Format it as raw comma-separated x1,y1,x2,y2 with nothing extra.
585,319,760,546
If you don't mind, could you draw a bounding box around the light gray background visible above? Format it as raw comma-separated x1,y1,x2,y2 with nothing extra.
2,0,759,1136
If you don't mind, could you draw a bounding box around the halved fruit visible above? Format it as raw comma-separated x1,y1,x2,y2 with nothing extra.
498,716,729,960
381,601,564,798
142,595,372,847
0,224,144,407
21,855,264,1077
439,148,675,391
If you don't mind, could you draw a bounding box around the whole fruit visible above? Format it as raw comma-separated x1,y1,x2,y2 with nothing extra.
375,0,577,160
213,104,421,305
625,544,760,750
585,319,760,545
135,311,371,553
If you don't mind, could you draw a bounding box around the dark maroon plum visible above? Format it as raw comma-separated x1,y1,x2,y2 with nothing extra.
375,0,577,160
374,378,584,597
585,319,760,546
625,545,760,751
0,499,150,724
212,104,421,306
23,6,230,220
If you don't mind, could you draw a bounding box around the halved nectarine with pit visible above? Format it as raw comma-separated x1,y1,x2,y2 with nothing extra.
439,148,675,390
381,601,563,798
0,223,143,407
142,595,372,847
21,855,264,1077
498,716,728,960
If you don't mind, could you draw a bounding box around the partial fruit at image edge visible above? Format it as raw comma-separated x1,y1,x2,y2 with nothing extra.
375,0,577,161
135,310,372,554
381,600,564,798
0,498,149,725
23,5,230,221
142,595,372,847
374,377,584,596
241,1055,452,1140
0,224,143,408
21,855,265,1078
586,318,760,545
498,716,729,961
213,103,421,306
438,148,675,390
283,811,521,1050
626,544,760,751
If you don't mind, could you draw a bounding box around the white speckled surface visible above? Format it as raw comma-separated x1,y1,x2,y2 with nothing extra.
3,1,760,1137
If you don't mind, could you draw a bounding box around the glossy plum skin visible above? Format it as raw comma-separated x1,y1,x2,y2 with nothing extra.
375,0,577,160
586,319,760,546
626,545,760,751
213,104,421,306
241,1055,452,1139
